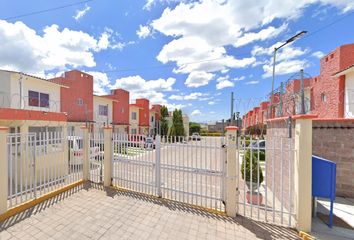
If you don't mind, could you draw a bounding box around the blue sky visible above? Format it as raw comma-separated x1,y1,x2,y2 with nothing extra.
1,0,354,122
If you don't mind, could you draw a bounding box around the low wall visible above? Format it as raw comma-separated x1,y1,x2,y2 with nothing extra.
313,119,354,197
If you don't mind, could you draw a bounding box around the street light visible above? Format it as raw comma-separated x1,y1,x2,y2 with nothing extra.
269,31,307,118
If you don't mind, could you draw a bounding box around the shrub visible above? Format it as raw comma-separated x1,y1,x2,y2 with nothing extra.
241,150,264,185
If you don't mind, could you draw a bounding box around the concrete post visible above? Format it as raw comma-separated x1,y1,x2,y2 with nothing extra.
81,126,90,181
294,117,313,232
0,127,8,214
103,126,112,187
225,126,238,217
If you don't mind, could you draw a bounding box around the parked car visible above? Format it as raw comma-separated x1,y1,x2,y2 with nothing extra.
190,133,201,141
250,140,266,150
144,137,156,149
68,136,102,165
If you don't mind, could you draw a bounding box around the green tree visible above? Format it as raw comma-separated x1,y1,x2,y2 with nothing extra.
189,122,201,135
169,109,185,139
160,105,169,136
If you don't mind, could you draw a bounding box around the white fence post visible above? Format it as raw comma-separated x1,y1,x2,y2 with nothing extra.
81,126,90,181
0,127,8,214
294,116,313,232
104,126,112,187
155,135,162,197
225,126,238,217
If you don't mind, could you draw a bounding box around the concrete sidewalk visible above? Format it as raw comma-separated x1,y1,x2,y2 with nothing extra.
0,184,300,240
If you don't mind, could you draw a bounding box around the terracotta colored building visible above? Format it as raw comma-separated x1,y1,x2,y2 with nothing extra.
50,70,94,132
135,98,150,134
150,104,161,135
103,89,130,133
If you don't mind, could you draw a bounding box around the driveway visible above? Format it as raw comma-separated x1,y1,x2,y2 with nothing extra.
0,183,300,240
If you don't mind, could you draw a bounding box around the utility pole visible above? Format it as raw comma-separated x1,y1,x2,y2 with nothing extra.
300,69,305,114
230,92,234,126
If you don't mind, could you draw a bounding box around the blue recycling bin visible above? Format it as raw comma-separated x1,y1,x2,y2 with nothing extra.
312,155,336,228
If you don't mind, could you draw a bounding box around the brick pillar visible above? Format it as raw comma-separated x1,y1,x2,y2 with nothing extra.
294,115,314,232
225,126,238,217
0,127,8,214
103,126,112,187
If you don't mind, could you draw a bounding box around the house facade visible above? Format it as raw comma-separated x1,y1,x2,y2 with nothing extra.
242,43,354,133
104,89,130,133
0,70,67,135
129,104,141,135
93,95,114,131
135,98,150,135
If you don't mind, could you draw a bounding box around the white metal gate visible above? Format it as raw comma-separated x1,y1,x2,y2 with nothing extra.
112,134,226,211
236,135,296,227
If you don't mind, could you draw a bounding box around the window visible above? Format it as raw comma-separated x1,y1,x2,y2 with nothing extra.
77,98,84,106
151,116,154,122
121,108,124,113
28,91,39,107
28,91,49,108
321,93,327,102
132,112,137,120
40,93,49,108
131,128,137,134
99,105,108,116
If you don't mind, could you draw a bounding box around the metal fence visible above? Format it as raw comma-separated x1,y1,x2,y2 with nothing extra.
112,134,226,211
7,129,83,208
89,132,104,183
237,136,296,227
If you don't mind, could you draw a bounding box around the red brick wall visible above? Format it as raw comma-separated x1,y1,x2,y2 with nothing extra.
312,119,354,197
136,98,149,127
106,89,130,125
51,70,93,122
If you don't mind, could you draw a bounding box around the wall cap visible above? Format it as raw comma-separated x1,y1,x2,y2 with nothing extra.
225,126,238,130
0,126,9,131
267,114,318,123
313,118,354,122
103,126,113,129
80,126,89,129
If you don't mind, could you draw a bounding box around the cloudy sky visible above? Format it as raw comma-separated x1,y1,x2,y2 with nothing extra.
1,0,354,122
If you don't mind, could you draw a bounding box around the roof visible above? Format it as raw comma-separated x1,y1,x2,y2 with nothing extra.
333,63,354,77
93,95,118,102
0,69,69,88
129,104,143,109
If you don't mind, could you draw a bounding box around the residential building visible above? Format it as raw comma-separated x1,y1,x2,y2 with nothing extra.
103,89,130,133
135,98,150,135
166,112,190,137
242,43,354,132
129,104,141,135
149,104,161,135
50,70,94,132
0,69,67,135
93,95,114,131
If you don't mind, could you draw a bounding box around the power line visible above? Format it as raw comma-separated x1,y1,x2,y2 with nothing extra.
3,0,94,21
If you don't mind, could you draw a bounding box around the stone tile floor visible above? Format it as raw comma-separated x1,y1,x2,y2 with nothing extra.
0,183,300,240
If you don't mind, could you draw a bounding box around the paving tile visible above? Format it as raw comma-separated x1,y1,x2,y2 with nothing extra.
0,185,300,240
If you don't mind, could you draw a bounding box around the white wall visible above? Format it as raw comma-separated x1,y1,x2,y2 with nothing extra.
345,71,354,118
9,72,61,112
93,96,113,128
0,71,12,108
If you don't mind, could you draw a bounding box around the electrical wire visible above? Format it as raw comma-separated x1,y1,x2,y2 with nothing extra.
3,0,94,21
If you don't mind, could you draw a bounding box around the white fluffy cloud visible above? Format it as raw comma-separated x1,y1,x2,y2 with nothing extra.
87,71,110,96
245,80,260,85
216,76,234,90
150,0,354,86
0,20,117,75
169,92,209,100
111,75,176,104
312,51,325,58
185,71,214,88
251,42,310,78
191,109,202,116
73,4,91,21
136,25,151,39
